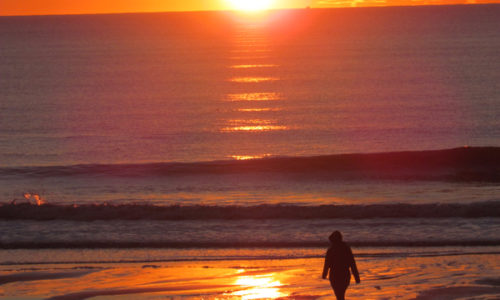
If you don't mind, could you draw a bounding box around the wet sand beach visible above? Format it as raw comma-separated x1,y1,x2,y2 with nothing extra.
1,248,499,299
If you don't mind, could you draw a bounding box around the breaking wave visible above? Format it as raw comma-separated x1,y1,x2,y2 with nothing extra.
0,147,499,182
1,201,499,221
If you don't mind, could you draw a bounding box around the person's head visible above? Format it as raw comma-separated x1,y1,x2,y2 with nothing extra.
329,230,343,244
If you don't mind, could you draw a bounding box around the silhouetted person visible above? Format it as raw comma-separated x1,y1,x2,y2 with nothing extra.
322,231,360,300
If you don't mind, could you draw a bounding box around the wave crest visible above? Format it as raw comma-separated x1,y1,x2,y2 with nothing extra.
1,202,499,221
1,147,498,182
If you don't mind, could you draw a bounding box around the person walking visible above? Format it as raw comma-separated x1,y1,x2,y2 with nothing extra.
322,231,360,300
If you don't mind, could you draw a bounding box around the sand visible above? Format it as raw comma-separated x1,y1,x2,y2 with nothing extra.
1,250,499,299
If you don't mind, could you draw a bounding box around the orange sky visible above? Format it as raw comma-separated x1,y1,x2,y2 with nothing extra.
1,0,499,16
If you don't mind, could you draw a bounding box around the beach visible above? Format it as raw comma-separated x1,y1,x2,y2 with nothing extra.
1,247,500,299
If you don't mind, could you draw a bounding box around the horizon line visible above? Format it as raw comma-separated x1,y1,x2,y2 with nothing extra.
1,3,498,18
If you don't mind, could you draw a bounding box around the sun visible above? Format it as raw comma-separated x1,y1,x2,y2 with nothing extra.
227,0,274,11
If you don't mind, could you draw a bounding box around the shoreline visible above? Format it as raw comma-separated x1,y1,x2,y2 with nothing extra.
1,250,499,299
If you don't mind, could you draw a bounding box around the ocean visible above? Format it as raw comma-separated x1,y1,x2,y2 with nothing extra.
0,4,499,299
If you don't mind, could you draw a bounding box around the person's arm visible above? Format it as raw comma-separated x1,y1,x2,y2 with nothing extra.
348,246,360,283
322,250,330,279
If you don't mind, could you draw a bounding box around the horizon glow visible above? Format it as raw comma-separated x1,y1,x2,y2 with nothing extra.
1,0,499,16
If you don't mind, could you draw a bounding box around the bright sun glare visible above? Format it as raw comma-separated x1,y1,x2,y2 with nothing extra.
232,275,286,299
228,0,274,11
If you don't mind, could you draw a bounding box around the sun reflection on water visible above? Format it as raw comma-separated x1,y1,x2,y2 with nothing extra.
231,274,287,300
221,119,288,132
222,125,288,132
226,93,282,101
230,55,270,60
230,49,271,53
230,77,279,83
231,154,270,160
222,16,288,137
230,64,278,69
237,108,280,112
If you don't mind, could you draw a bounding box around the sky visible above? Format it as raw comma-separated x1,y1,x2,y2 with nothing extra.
1,0,499,16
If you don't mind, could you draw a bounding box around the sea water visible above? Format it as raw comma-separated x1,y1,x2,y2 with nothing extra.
1,6,499,167
0,6,499,297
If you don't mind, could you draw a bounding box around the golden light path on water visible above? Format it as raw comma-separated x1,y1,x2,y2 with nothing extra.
226,92,282,101
230,49,271,53
221,13,289,161
237,108,281,112
230,55,270,60
230,64,278,69
229,77,280,83
231,154,271,160
221,119,288,132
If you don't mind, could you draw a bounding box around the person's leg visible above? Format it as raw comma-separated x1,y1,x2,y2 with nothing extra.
331,271,350,300
333,285,346,300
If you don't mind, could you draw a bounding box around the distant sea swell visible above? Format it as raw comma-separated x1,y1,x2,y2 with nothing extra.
1,147,499,182
1,202,499,221
1,147,499,251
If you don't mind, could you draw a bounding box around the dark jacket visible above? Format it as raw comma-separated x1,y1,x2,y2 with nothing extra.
322,241,360,283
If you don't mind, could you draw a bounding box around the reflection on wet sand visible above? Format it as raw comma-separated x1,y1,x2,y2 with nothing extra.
3,254,500,299
230,273,288,299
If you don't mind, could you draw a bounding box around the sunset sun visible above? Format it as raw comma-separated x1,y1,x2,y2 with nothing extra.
227,0,274,11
